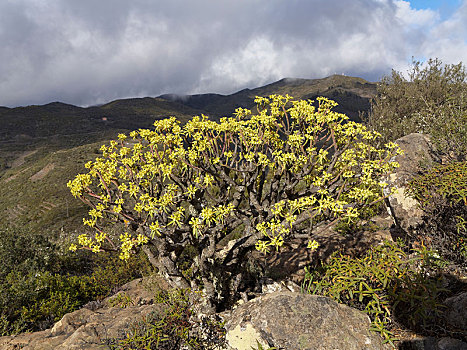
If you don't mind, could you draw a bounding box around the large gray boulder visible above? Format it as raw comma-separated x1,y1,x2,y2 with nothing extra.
399,337,467,350
221,291,390,350
384,133,440,235
443,292,467,331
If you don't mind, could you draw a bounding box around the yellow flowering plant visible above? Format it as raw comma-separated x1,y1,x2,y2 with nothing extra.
68,95,401,310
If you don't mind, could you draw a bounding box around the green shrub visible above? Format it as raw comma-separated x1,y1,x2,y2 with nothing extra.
108,293,135,308
0,225,153,335
68,95,401,310
0,226,57,280
406,161,467,267
108,288,226,350
368,58,467,161
406,161,467,207
302,241,447,346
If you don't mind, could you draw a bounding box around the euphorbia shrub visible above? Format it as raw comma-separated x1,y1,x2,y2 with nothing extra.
68,95,401,310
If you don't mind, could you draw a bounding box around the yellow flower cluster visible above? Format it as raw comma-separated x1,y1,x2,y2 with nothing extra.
119,232,149,260
256,218,288,253
189,204,235,238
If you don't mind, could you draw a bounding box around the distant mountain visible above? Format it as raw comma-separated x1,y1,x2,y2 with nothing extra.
0,98,202,143
0,97,203,171
159,75,376,122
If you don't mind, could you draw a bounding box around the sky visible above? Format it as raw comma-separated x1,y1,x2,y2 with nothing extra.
0,0,466,108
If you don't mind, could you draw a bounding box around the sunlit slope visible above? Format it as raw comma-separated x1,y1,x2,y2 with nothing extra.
0,142,103,239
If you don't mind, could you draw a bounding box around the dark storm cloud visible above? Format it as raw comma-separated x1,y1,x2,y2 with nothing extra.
0,0,464,107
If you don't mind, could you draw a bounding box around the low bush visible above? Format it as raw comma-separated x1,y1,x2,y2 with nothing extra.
407,161,467,207
0,226,152,335
368,58,467,161
302,241,447,347
406,161,467,268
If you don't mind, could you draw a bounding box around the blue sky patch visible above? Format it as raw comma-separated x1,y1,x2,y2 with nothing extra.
408,0,462,20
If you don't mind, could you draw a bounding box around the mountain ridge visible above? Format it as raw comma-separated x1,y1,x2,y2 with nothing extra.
0,75,375,119
158,75,376,120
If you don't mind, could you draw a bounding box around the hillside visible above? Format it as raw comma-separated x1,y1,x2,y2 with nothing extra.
0,142,102,241
0,98,201,142
0,98,203,174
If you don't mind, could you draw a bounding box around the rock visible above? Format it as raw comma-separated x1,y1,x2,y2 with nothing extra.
259,278,301,294
443,292,467,331
399,337,467,350
384,133,440,235
2,273,464,349
0,277,169,350
221,291,390,350
438,338,467,350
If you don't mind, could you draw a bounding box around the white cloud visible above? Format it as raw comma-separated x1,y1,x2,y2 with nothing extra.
198,36,292,93
395,0,440,27
422,1,467,62
0,0,466,107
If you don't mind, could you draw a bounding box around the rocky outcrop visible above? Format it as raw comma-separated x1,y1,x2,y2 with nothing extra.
384,133,440,235
1,271,465,349
221,291,391,350
443,292,467,332
399,337,467,350
0,281,395,350
0,278,168,350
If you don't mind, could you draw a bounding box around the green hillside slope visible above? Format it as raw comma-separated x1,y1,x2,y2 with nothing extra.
0,143,101,240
